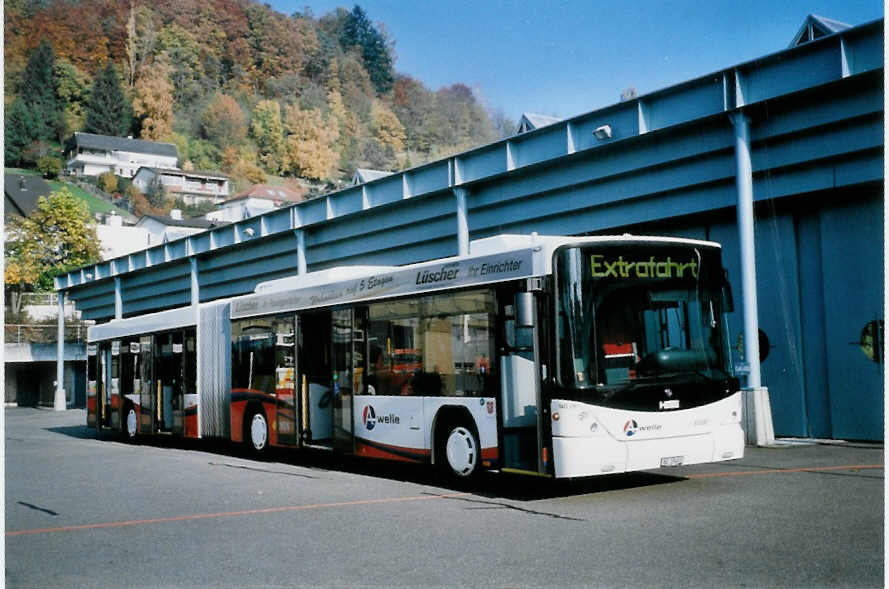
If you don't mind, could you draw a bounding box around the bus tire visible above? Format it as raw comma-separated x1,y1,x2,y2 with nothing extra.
435,419,481,484
244,406,269,456
122,404,138,442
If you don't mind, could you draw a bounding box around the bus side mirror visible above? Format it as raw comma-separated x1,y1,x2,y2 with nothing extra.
516,292,535,328
722,270,734,312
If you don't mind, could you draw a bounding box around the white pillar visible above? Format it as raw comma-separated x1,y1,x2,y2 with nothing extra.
114,276,122,319
54,292,66,410
454,187,469,257
295,230,307,274
190,257,199,306
731,111,774,445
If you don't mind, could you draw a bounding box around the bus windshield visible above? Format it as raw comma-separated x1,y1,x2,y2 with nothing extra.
556,244,730,392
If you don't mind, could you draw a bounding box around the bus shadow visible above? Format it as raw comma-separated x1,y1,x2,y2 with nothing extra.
46,425,98,440
53,431,686,500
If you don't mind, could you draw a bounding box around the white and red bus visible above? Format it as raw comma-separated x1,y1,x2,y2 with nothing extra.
86,233,744,480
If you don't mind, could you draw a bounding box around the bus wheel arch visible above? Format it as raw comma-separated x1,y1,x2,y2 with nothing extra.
432,406,481,481
243,402,269,455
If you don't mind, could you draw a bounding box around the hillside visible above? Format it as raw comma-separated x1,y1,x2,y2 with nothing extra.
4,0,514,194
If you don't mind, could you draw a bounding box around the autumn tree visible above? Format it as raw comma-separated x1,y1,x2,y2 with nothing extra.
370,100,405,154
201,93,247,150
84,62,133,136
284,105,339,180
222,146,266,188
132,60,174,141
5,187,101,292
251,100,287,174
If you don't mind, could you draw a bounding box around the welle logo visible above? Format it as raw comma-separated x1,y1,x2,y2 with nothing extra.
363,405,400,431
363,406,377,430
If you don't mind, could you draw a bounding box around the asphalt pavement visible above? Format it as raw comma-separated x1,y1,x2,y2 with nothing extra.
4,407,884,588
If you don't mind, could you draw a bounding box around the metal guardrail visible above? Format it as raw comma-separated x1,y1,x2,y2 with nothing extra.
5,324,87,344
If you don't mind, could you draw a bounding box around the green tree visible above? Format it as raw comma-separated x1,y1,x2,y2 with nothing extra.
5,187,101,292
19,39,61,141
36,156,62,178
53,59,90,136
5,98,35,166
340,5,394,94
251,100,286,174
145,174,168,208
186,139,220,171
84,62,134,136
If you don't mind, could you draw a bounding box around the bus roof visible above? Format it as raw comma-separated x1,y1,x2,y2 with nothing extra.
88,233,722,339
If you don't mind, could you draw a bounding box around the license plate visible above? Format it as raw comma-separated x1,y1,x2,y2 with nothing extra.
660,455,684,467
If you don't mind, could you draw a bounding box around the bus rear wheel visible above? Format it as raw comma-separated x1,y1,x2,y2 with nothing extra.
122,405,138,442
244,407,269,456
436,422,481,483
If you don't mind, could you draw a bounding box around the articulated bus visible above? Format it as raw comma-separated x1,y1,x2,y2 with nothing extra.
87,234,744,480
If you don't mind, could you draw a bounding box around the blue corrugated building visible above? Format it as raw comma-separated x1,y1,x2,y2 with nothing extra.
55,15,883,440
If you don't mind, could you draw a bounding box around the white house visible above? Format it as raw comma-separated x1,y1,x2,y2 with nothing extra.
132,167,232,205
206,184,304,223
135,210,221,245
64,132,178,178
95,213,152,259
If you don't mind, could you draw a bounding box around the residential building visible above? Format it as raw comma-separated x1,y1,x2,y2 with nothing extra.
64,132,178,178
136,210,221,245
132,167,231,205
206,184,304,223
4,174,51,218
95,213,152,259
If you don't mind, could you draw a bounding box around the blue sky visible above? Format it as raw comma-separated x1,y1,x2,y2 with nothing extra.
270,0,883,122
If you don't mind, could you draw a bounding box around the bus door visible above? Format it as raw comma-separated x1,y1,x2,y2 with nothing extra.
499,292,543,473
154,331,185,434
138,336,154,434
86,343,98,428
332,309,355,452
98,342,112,429
297,311,333,447
274,316,298,446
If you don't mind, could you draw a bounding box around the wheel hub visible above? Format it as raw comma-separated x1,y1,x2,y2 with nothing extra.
126,409,137,437
251,413,268,450
445,427,477,476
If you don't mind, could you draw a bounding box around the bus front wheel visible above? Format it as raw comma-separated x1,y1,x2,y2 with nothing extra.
436,421,481,483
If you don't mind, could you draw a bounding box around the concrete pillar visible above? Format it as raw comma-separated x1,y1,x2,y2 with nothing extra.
731,111,774,445
454,187,469,257
54,291,66,410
